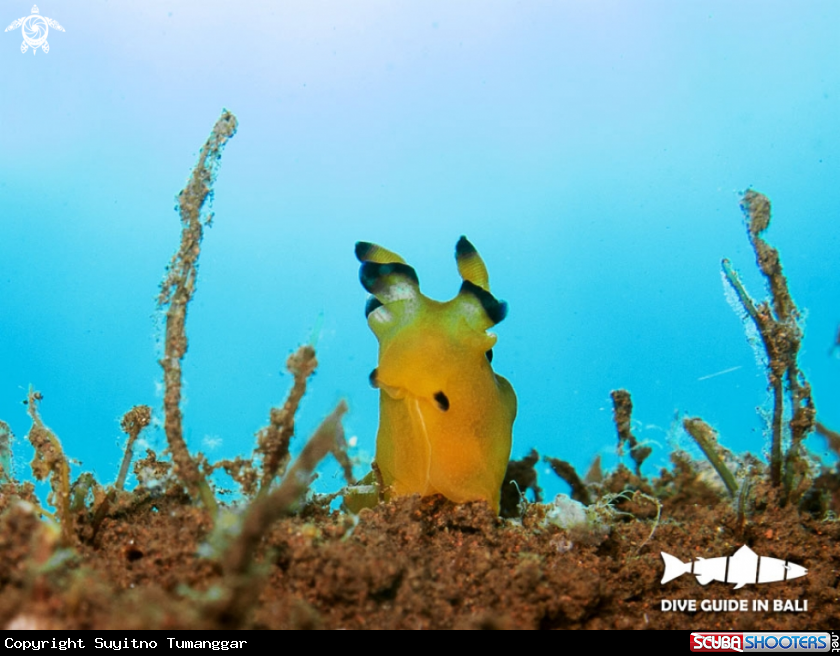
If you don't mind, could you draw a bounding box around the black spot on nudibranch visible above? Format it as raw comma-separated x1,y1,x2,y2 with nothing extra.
485,349,494,363
434,391,450,411
459,280,508,325
369,368,379,388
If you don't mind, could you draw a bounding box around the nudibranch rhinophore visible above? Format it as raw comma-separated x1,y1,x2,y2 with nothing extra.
355,236,517,512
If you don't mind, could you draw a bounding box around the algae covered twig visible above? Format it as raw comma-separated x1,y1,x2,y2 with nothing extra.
115,405,151,491
610,389,651,477
722,190,816,493
815,422,840,458
544,456,592,505
255,345,318,494
682,417,739,498
0,420,12,483
223,401,348,573
24,388,72,545
157,110,238,517
212,401,349,627
83,405,153,544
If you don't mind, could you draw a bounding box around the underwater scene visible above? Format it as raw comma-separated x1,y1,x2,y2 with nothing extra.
0,0,838,630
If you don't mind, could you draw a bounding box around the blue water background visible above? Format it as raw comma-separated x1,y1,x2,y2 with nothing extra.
1,1,838,502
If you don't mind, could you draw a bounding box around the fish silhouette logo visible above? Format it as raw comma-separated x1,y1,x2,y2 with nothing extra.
661,545,807,589
5,5,64,55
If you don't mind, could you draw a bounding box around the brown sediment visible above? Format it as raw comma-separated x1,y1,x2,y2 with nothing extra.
157,110,238,518
0,462,838,629
722,190,816,497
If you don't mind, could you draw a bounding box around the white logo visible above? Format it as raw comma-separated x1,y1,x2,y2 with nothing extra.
5,5,64,55
661,545,807,589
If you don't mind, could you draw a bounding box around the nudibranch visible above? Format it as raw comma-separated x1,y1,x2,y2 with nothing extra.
355,236,517,512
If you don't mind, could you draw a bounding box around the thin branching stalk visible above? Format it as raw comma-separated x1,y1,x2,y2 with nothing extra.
116,405,151,491
722,190,816,498
256,345,318,495
610,389,651,477
25,388,72,545
0,420,13,484
157,110,238,518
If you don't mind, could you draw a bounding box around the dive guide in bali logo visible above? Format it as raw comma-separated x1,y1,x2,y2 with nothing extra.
4,5,64,54
659,545,811,614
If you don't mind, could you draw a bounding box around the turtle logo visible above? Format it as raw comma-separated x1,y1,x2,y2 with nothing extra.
5,5,64,55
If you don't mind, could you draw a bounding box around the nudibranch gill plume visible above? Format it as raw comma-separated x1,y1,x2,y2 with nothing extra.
355,236,517,512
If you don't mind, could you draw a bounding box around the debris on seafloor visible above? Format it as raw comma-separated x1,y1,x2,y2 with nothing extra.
1,117,838,629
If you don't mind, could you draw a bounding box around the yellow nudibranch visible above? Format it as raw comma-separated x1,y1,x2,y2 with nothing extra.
355,236,517,512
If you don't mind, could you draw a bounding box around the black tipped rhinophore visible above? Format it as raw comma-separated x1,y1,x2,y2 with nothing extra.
364,296,383,317
434,391,450,411
359,261,420,294
455,235,477,258
460,280,508,325
369,368,379,388
355,241,375,262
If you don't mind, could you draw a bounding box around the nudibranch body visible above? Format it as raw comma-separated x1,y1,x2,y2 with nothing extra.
356,237,516,512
